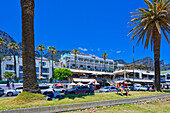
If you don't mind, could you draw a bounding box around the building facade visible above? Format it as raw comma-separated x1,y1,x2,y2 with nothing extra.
1,56,58,80
59,53,118,72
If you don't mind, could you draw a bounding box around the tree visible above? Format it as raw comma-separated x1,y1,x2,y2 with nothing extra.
3,72,15,79
102,53,108,72
8,43,19,78
47,46,57,79
128,0,170,91
54,68,73,80
36,45,46,77
0,37,6,80
71,49,80,69
21,0,40,93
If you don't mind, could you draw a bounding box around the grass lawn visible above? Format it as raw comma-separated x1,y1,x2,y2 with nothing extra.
67,101,170,113
0,91,169,111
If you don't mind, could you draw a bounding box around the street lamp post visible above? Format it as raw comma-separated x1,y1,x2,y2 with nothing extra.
133,38,135,91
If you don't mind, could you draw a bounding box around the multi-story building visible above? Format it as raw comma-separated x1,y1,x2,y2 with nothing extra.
113,63,155,85
1,56,58,80
59,53,124,86
59,53,118,72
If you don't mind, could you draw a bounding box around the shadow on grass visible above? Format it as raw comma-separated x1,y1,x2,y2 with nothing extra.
163,89,170,93
58,93,94,100
116,93,131,96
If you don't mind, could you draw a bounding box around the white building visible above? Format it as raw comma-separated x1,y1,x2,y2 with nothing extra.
1,56,58,80
161,72,170,83
59,53,120,72
113,69,155,85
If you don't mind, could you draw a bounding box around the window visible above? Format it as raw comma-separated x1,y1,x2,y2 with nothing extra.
36,67,39,72
39,86,50,90
5,65,14,70
19,66,23,71
167,74,170,80
19,73,23,79
16,87,23,90
39,62,46,66
42,68,49,73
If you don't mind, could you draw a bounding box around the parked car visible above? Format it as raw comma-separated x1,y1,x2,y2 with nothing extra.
65,85,94,95
5,86,23,96
53,86,65,95
134,84,147,91
0,87,4,96
5,85,54,96
99,86,117,93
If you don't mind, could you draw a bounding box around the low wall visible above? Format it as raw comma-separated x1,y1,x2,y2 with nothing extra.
0,94,170,113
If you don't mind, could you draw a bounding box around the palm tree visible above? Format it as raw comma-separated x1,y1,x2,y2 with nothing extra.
0,37,6,80
36,45,46,77
128,0,170,91
102,53,108,72
8,43,19,78
21,0,40,93
71,49,80,69
47,46,57,79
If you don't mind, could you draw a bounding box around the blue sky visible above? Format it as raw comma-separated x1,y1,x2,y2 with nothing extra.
0,0,170,63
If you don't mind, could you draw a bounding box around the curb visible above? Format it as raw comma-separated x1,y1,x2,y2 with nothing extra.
0,94,170,113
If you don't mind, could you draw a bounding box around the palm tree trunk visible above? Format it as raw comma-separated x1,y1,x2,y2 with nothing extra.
52,52,54,79
13,49,17,78
153,28,161,91
21,0,40,93
41,50,43,77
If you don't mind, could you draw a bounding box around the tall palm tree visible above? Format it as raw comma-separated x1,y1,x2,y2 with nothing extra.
8,43,19,78
47,46,57,79
128,0,170,91
0,37,6,80
71,49,80,69
36,45,46,77
102,53,108,72
21,0,40,93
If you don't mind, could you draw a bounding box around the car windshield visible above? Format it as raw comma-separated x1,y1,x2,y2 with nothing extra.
103,87,110,89
54,87,62,89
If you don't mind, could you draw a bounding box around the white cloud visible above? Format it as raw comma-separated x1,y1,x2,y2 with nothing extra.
78,47,88,51
116,51,121,54
97,48,100,51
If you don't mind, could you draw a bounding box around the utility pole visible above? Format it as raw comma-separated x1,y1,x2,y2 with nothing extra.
133,38,135,91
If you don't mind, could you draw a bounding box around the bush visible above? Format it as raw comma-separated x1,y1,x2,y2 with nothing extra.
0,81,7,84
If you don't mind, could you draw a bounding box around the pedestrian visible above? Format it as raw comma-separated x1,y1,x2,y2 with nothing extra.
6,79,10,89
124,82,129,96
12,81,15,89
167,84,169,89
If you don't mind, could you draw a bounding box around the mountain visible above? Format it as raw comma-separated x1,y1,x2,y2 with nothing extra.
114,59,126,64
44,50,71,61
0,30,15,57
134,57,154,66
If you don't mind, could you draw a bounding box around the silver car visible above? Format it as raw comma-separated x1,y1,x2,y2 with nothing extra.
99,86,117,93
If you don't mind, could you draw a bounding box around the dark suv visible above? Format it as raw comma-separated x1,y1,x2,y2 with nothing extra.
65,86,94,95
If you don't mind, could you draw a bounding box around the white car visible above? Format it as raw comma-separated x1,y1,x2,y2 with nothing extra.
134,86,147,91
5,86,23,96
5,85,54,96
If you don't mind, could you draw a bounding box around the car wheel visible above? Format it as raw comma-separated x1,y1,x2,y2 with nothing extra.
7,92,13,96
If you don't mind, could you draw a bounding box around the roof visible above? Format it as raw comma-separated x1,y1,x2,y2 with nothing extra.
161,70,170,74
114,70,154,75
